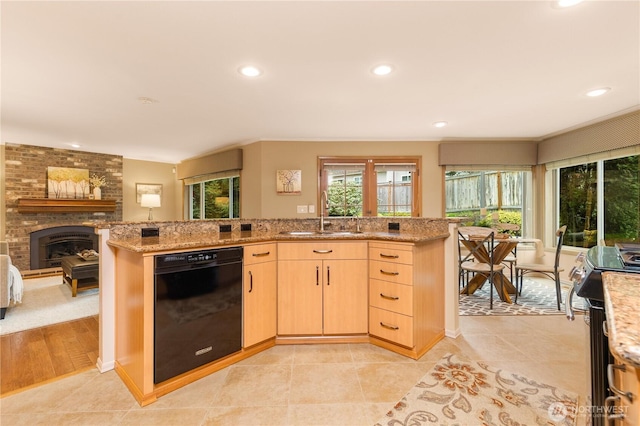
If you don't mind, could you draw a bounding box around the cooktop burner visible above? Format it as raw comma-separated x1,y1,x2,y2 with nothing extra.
615,243,640,267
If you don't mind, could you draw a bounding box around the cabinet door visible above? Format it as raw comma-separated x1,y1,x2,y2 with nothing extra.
243,261,277,348
277,260,323,335
323,259,368,335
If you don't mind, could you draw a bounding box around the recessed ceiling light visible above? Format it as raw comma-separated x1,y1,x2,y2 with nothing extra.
239,66,262,77
586,87,611,97
433,121,448,128
372,64,394,76
556,0,583,7
138,97,158,104
70,143,81,148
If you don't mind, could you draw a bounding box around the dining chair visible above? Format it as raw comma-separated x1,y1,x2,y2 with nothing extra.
514,225,567,310
494,223,520,282
457,233,474,290
458,230,505,309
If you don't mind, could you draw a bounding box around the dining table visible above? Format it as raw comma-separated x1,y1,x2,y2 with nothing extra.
458,226,543,304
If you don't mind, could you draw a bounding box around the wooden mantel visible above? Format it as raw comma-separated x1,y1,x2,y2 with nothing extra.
17,198,117,213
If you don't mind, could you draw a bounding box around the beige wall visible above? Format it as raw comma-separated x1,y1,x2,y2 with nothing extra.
122,159,181,222
240,140,443,219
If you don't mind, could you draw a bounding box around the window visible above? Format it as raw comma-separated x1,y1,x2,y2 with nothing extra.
555,154,640,248
445,169,532,237
319,157,421,217
187,176,240,219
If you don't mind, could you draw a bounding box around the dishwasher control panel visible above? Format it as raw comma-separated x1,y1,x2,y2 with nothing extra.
155,247,243,271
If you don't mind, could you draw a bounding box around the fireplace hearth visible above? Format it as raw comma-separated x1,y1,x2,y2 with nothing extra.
30,226,99,270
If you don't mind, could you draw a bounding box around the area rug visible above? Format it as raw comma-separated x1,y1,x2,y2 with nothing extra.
375,353,579,426
0,275,98,335
459,277,584,316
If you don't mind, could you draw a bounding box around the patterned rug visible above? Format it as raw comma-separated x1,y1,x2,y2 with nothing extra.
375,353,579,426
459,277,583,316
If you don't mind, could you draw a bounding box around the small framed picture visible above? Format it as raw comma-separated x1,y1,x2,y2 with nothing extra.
276,170,301,195
136,183,162,203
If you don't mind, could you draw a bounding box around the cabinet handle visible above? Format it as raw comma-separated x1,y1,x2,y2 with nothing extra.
607,364,635,402
380,293,399,300
604,395,625,425
380,269,399,276
327,265,330,286
248,271,253,293
380,253,399,259
603,320,609,337
316,266,319,286
313,249,333,254
380,322,399,330
252,251,270,257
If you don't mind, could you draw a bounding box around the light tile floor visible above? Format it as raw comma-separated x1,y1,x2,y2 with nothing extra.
0,315,588,425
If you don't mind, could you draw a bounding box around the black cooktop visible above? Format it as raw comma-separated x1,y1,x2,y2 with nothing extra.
615,243,640,268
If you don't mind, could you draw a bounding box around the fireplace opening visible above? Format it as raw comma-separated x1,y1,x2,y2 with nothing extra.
30,226,99,270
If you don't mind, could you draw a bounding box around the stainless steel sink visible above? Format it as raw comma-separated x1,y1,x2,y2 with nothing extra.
280,231,317,235
279,230,362,236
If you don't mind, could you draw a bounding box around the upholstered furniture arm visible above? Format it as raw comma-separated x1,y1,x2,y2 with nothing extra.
1,242,10,310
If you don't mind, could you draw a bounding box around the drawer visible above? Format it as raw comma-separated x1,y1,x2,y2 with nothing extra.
278,242,367,260
369,279,413,316
369,245,413,265
244,243,277,265
369,307,413,348
369,260,413,286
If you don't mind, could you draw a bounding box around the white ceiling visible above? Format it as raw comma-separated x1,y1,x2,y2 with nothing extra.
2,1,639,164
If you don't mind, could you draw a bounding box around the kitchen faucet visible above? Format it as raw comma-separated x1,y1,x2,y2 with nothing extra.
320,190,329,232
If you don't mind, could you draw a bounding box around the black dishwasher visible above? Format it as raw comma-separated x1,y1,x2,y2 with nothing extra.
154,246,243,384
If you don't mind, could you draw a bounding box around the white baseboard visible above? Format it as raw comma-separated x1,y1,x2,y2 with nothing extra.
96,358,115,373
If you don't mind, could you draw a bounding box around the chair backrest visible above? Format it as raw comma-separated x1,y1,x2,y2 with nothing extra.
458,230,495,265
553,225,567,268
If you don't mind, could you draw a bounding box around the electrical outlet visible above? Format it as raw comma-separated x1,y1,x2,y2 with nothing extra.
308,205,315,213
297,205,308,214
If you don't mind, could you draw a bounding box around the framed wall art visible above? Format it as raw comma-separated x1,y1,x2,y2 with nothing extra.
276,170,301,195
136,183,163,203
47,167,90,199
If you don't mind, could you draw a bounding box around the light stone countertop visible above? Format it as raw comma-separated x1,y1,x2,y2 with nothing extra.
103,218,452,253
603,271,640,367
106,230,450,253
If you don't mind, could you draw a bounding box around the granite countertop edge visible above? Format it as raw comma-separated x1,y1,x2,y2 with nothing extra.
106,231,450,253
602,271,640,368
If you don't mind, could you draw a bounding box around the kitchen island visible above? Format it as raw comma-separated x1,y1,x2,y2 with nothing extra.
100,217,451,405
602,271,640,425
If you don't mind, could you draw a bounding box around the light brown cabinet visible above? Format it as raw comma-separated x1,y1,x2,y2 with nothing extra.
243,243,277,348
368,240,444,359
277,242,368,336
608,356,639,425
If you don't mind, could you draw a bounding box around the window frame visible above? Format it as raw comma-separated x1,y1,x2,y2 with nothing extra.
318,156,421,217
185,175,240,220
550,151,640,248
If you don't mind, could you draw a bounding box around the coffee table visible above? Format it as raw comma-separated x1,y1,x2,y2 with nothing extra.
60,255,99,297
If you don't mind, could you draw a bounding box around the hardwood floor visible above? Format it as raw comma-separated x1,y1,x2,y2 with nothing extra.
0,315,99,396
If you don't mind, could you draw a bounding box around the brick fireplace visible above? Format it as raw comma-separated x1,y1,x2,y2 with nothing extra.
4,143,123,271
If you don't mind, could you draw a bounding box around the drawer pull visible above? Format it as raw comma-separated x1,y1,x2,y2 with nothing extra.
252,251,271,257
380,293,399,300
607,364,635,402
380,253,399,259
380,322,399,330
380,269,399,276
604,395,624,425
313,249,333,254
